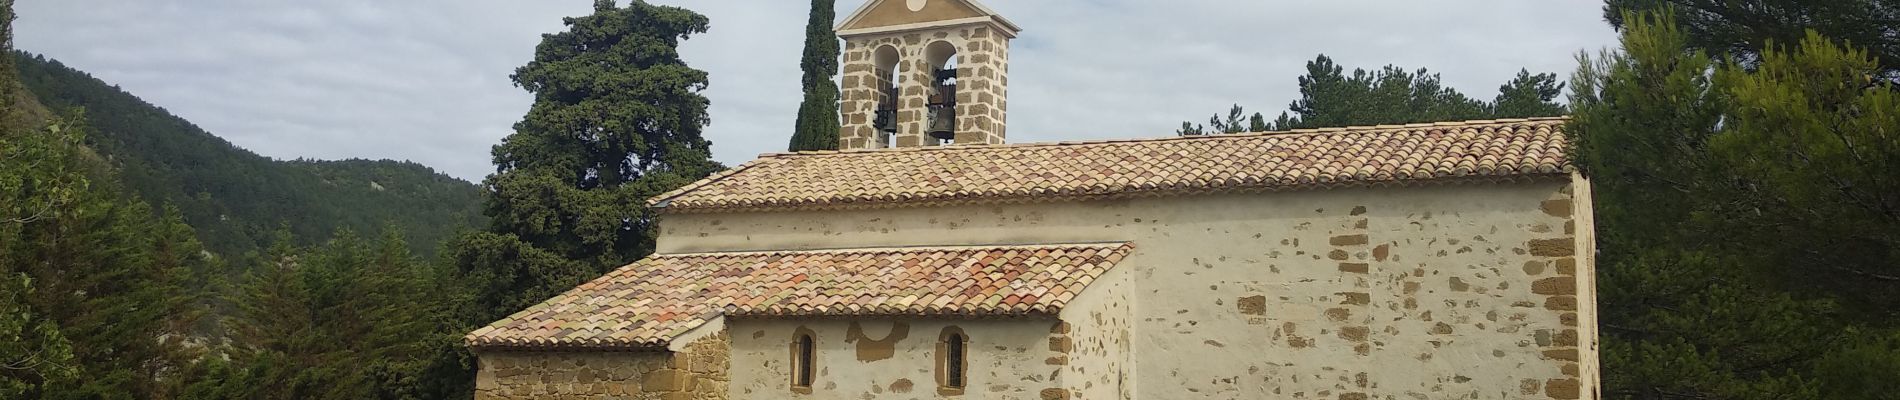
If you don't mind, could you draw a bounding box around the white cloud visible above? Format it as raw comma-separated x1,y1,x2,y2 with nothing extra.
14,0,1617,181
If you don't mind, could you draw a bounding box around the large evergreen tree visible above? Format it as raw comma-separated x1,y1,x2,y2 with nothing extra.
787,0,841,151
449,0,722,331
1572,12,1900,399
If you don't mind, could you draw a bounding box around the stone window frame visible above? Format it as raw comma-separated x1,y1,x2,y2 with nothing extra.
790,326,818,394
935,326,970,395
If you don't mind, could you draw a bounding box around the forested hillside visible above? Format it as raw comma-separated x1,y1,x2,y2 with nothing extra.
10,51,483,257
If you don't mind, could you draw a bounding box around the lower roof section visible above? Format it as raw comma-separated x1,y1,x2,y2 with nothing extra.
465,242,1135,351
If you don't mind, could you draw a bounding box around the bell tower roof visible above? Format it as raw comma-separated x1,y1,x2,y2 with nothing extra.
836,0,1020,38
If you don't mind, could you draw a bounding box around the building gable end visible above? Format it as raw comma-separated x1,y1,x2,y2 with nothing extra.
838,0,994,32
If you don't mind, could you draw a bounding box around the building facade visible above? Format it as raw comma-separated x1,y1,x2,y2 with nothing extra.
465,1,1600,399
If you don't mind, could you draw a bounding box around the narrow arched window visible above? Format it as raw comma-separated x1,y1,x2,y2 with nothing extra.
792,332,815,390
937,326,969,394
944,333,966,387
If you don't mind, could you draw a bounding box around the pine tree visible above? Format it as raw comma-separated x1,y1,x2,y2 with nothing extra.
1604,0,1900,80
1178,55,1543,133
1572,11,1900,398
1491,69,1567,118
788,0,841,151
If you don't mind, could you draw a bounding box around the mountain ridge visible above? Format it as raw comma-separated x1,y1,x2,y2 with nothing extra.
11,51,486,257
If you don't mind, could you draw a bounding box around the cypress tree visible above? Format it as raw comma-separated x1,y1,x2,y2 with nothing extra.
787,0,841,151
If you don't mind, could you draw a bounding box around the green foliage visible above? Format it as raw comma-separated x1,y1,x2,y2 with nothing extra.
0,6,83,395
452,0,722,335
1572,11,1900,399
1178,55,1565,134
788,0,841,151
3,2,720,398
9,52,485,257
191,229,463,400
1712,31,1900,312
0,107,201,399
0,275,77,398
1178,104,1268,136
1603,0,1900,80
1493,69,1569,118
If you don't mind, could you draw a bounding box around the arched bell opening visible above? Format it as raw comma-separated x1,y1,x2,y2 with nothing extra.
923,40,959,146
872,45,901,148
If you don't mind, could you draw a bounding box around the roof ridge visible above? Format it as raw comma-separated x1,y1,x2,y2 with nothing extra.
645,157,772,207
755,116,1571,158
655,242,1133,258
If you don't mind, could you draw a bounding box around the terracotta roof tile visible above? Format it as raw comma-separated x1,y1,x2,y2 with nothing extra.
652,118,1572,213
465,243,1134,350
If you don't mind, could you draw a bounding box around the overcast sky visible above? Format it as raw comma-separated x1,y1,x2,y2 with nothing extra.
14,0,1618,182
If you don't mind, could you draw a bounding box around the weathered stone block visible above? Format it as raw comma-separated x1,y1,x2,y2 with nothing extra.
1331,234,1370,246
1546,378,1581,399
1529,238,1575,257
1339,326,1370,342
642,369,688,392
1040,388,1071,400
1337,292,1371,306
1532,277,1576,296
1545,296,1577,311
1237,295,1267,315
1541,199,1573,217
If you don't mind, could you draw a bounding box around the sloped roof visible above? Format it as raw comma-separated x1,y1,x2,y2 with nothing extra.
836,0,1021,35
466,243,1134,350
651,117,1573,214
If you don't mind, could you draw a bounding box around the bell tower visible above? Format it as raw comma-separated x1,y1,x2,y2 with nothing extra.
835,0,1019,149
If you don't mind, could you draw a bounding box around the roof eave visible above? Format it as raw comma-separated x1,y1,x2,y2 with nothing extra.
656,171,1577,215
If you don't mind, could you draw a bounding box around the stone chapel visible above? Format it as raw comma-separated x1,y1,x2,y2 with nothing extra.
466,0,1601,399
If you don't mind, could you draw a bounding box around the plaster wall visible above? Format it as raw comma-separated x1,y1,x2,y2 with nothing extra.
1059,257,1135,400
725,319,1063,400
659,181,1596,400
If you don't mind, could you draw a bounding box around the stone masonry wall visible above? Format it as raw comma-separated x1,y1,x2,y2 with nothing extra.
1060,258,1135,400
725,319,1055,399
839,23,1009,149
474,332,731,400
659,180,1599,399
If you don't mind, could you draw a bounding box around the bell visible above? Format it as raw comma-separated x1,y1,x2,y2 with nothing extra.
875,107,897,133
928,108,956,142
